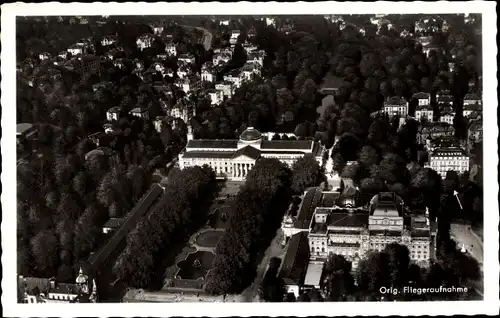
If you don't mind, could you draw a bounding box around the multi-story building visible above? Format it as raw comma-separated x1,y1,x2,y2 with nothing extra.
178,53,196,65
239,61,261,82
129,107,150,120
415,104,434,122
174,76,201,94
468,120,483,146
223,69,243,88
230,30,241,45
439,108,455,125
417,122,455,144
383,96,409,118
176,64,191,79
167,99,196,123
18,268,97,303
428,147,469,178
436,90,454,106
201,62,216,82
106,107,122,121
67,45,83,56
213,53,232,66
215,81,235,98
101,35,117,47
247,51,265,67
165,43,177,56
206,89,224,105
412,92,431,107
179,127,323,180
136,34,155,51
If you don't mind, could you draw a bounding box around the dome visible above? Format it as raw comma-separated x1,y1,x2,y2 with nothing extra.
239,127,262,142
76,267,88,284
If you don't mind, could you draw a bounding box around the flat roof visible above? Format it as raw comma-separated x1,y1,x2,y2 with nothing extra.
327,211,368,228
261,140,313,150
186,139,238,150
17,123,35,135
182,151,235,159
304,262,324,287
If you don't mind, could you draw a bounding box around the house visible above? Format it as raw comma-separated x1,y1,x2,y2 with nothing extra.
106,107,122,121
215,81,235,98
151,61,165,73
113,58,125,69
201,66,216,82
243,43,258,54
417,122,455,144
383,96,409,118
134,59,144,71
230,30,241,45
167,99,196,123
436,90,454,106
174,76,202,94
206,89,224,105
219,19,230,26
101,35,117,47
58,51,69,60
248,28,257,39
150,24,164,35
416,36,434,47
278,232,310,298
213,53,232,66
428,147,469,178
176,64,191,79
412,92,431,106
38,52,51,61
165,43,177,56
129,107,150,120
178,53,196,65
156,53,170,60
468,120,483,145
415,105,434,122
247,51,265,66
223,69,243,88
463,92,482,107
423,45,442,57
319,73,349,95
103,218,125,234
448,62,456,73
439,107,455,125
266,17,276,27
239,62,261,82
136,34,155,51
164,68,175,78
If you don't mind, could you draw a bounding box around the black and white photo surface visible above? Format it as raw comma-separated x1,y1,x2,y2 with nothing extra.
1,1,498,316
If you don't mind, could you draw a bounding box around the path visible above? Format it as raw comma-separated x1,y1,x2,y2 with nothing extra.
236,229,286,302
450,223,483,265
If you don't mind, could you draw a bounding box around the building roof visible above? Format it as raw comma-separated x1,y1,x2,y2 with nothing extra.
326,210,368,228
369,229,403,237
182,151,236,159
304,262,324,287
416,104,433,111
103,217,125,229
320,73,348,92
412,92,431,100
431,147,467,157
17,123,35,136
278,232,310,286
232,146,261,160
261,140,313,150
468,120,482,131
295,188,322,229
186,139,238,150
464,93,481,101
385,96,408,106
240,127,262,141
20,277,80,296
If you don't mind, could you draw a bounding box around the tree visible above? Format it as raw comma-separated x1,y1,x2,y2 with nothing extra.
31,229,59,277
322,254,354,301
358,145,379,168
291,154,323,194
384,243,411,288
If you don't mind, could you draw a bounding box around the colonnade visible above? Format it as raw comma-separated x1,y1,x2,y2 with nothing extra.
232,162,254,178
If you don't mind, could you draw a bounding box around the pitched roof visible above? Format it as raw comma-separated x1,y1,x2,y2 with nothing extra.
385,96,408,106
261,140,313,150
181,151,236,159
103,217,125,229
412,92,431,99
278,232,310,285
186,139,238,150
295,188,322,229
232,146,261,160
326,211,368,228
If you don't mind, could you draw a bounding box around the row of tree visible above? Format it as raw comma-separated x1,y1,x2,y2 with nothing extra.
113,165,218,288
204,158,293,294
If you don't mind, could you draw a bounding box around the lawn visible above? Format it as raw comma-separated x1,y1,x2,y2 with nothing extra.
207,204,233,229
195,230,224,248
176,251,215,280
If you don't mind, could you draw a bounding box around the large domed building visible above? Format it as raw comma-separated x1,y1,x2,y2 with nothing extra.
179,126,323,180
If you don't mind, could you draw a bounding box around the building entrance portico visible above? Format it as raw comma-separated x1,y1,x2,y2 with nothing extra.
231,158,256,180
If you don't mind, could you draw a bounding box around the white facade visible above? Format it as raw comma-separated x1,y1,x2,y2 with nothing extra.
67,46,83,56
136,34,154,51
415,107,433,122
165,44,177,56
223,72,242,88
101,36,117,46
106,108,121,121
207,90,224,105
179,127,322,181
439,112,455,125
383,97,409,118
215,82,234,97
429,147,469,178
178,54,196,65
201,69,216,82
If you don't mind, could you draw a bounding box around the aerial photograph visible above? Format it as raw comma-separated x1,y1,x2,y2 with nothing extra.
15,13,484,304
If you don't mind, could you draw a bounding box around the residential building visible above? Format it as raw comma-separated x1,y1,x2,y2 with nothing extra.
383,96,409,118
468,120,483,146
423,45,443,57
167,99,196,123
150,24,164,35
463,92,482,113
223,69,243,88
448,62,456,73
67,45,83,56
219,19,230,26
106,107,122,121
18,269,97,303
243,43,258,54
248,28,257,39
428,147,469,178
215,81,235,98
201,62,216,82
129,107,150,120
178,53,196,65
247,51,265,67
206,89,224,105
266,17,276,27
439,107,455,125
176,64,192,79
165,43,177,56
101,35,117,46
179,127,323,180
436,90,454,106
416,36,434,47
416,122,455,144
319,73,348,95
415,104,434,122
230,30,241,45
412,92,431,107
240,61,261,82
156,53,170,60
174,76,201,94
213,53,232,67
38,52,51,60
136,34,155,51
151,61,165,73
103,217,125,234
